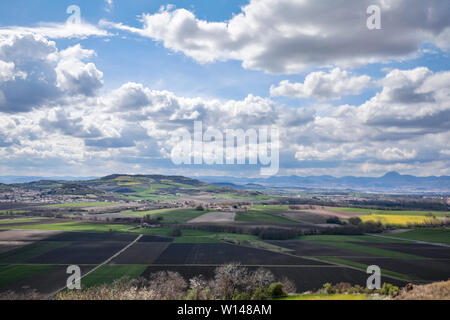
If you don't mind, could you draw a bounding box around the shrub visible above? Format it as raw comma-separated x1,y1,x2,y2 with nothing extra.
323,283,333,294
381,283,399,296
251,287,269,300
267,282,286,298
326,216,342,224
170,227,182,237
232,291,251,300
349,217,362,225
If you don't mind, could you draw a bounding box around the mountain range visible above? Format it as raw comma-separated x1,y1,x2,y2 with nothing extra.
197,172,450,194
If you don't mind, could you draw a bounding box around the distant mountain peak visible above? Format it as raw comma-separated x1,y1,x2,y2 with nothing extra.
383,171,401,177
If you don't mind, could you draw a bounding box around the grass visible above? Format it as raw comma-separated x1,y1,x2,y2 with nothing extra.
173,236,221,243
123,209,208,223
41,202,119,208
316,256,415,281
1,222,131,233
295,234,407,243
0,264,55,287
393,228,450,245
0,210,28,215
329,207,450,217
360,214,438,226
252,205,290,211
0,241,70,263
81,265,147,288
0,217,48,225
279,293,368,300
297,234,420,258
314,240,421,259
235,210,297,223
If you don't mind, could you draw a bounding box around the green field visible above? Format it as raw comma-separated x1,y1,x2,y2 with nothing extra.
81,265,147,288
1,222,131,233
235,210,297,223
316,257,415,281
0,264,55,287
252,205,290,211
329,207,450,217
313,240,421,259
0,241,70,263
295,234,407,243
393,228,450,244
297,234,419,258
122,208,207,223
0,210,28,215
41,202,119,208
0,217,48,225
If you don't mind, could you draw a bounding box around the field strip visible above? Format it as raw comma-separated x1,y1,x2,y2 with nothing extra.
366,233,450,248
302,255,416,283
225,240,413,284
46,234,143,299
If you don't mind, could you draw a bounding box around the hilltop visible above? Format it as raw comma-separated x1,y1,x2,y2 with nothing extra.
4,174,263,202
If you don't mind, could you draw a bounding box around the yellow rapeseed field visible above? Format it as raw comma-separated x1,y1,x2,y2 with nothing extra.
360,214,437,226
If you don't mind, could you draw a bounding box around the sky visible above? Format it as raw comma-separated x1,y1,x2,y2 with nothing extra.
0,0,449,178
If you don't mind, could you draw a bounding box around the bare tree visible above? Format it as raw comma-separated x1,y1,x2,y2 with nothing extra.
147,271,187,300
213,263,248,299
246,268,275,292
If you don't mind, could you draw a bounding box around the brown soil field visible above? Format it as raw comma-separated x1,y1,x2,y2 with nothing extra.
111,242,171,264
0,265,96,298
138,235,173,242
43,231,137,242
0,241,30,254
276,211,329,224
28,241,130,264
153,243,330,266
346,257,450,282
188,211,236,224
0,229,62,242
267,240,370,257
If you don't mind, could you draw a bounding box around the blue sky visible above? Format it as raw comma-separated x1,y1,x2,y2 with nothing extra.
0,0,449,178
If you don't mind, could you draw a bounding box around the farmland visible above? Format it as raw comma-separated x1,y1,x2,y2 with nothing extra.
1,221,448,299
0,174,449,300
391,228,450,245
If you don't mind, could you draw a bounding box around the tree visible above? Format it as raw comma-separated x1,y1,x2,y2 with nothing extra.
147,271,187,300
246,268,275,293
349,217,362,225
213,263,248,299
267,282,286,298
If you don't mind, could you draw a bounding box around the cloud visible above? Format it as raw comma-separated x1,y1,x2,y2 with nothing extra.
56,45,103,96
0,22,109,39
359,67,450,130
270,68,372,100
0,32,449,176
107,0,450,74
0,34,103,113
